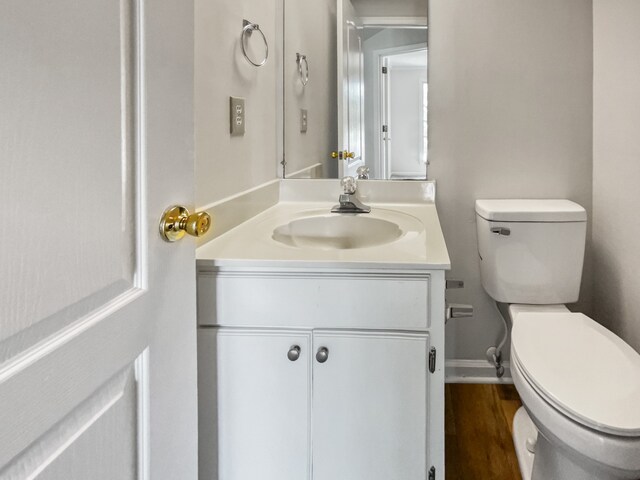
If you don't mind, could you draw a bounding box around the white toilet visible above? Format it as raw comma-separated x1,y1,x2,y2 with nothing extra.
475,199,640,480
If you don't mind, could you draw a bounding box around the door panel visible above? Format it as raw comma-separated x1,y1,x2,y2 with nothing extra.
0,324,147,472
0,0,138,359
381,57,391,178
337,0,364,177
198,329,311,480
346,19,364,169
312,331,429,480
2,364,140,480
0,0,197,477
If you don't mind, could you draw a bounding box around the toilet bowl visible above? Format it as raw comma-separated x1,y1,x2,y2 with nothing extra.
475,199,640,480
509,306,640,480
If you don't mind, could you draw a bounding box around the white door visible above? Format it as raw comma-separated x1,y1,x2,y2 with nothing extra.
380,57,392,179
337,0,365,177
312,331,429,480
0,1,197,478
198,329,311,480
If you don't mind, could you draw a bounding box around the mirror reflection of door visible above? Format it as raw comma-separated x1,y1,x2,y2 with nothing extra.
338,0,365,177
380,56,391,178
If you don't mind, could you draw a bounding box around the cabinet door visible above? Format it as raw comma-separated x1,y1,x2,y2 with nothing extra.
312,331,429,480
198,328,312,480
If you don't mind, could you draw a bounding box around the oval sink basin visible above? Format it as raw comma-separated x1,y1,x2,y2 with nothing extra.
272,215,403,250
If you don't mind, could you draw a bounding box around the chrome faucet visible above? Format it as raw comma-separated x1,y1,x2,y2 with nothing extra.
331,176,371,214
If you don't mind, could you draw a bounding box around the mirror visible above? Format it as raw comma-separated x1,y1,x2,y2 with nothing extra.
283,0,428,180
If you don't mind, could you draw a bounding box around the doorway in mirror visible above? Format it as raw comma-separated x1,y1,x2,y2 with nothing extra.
370,33,427,179
282,0,428,180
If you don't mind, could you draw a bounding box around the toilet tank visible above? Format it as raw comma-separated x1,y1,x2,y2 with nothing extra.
475,199,587,304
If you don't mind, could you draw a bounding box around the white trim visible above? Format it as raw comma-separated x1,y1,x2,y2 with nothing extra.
375,56,389,178
135,0,147,291
275,0,284,178
389,65,427,71
135,349,150,480
336,0,345,177
372,43,428,180
373,42,429,59
0,288,144,383
361,16,428,27
420,78,428,167
445,359,513,384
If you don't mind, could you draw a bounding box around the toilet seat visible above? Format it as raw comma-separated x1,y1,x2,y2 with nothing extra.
511,312,640,437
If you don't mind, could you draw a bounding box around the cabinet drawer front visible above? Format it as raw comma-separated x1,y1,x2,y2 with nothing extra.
198,272,430,330
198,328,312,480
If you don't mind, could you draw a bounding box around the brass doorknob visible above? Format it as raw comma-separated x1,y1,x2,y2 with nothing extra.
159,205,212,242
331,150,356,159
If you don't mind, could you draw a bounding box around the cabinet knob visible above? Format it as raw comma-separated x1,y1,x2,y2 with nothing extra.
316,347,329,363
287,345,301,362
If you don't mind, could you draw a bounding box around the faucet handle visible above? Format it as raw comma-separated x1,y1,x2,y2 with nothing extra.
356,166,370,180
340,176,357,194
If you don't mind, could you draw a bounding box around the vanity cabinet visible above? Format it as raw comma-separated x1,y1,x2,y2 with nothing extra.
197,265,445,480
312,331,429,480
198,328,312,480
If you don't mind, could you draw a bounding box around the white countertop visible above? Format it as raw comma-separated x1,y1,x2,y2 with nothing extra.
196,201,451,270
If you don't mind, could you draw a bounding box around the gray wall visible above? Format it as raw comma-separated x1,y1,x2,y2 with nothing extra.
352,0,427,18
284,0,337,177
429,0,594,364
195,0,280,207
592,1,640,352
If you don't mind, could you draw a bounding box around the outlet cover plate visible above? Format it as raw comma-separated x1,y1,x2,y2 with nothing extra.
230,96,245,135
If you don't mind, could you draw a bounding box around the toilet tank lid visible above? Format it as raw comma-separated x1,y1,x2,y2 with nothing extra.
475,199,587,222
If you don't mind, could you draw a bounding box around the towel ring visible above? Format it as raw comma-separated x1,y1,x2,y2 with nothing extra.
296,53,309,86
241,20,269,67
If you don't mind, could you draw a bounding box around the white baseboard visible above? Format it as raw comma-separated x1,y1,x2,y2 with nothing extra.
445,359,513,384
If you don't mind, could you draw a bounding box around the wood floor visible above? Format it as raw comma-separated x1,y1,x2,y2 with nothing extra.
446,383,523,480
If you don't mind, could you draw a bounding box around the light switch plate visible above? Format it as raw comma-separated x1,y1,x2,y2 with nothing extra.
300,109,308,133
230,97,245,135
